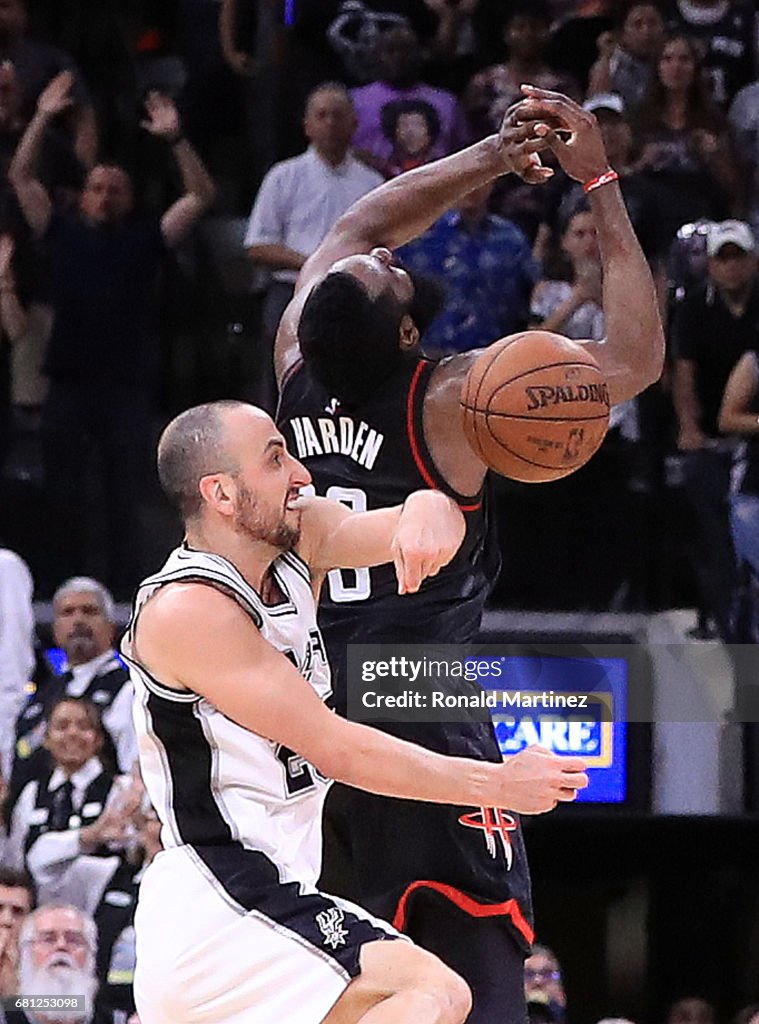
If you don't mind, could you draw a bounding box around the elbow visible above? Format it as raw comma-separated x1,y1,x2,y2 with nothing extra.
717,408,734,434
199,182,217,210
7,165,24,189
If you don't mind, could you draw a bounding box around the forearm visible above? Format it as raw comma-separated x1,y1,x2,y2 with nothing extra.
0,285,29,342
672,362,702,430
719,409,759,434
320,717,497,805
8,110,51,183
73,105,98,169
172,137,216,206
219,0,238,56
248,243,307,272
335,134,506,250
591,183,664,400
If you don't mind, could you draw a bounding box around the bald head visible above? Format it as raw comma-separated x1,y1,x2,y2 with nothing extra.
158,401,250,522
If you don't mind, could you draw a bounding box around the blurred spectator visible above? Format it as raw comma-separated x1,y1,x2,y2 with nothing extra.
9,576,135,815
380,98,441,177
11,904,97,1023
542,93,661,264
630,34,740,252
0,231,52,500
667,0,756,107
26,776,157,1024
671,219,759,638
0,546,33,781
416,0,506,95
719,349,759,635
463,2,580,140
587,2,666,114
0,867,34,998
245,82,382,413
0,0,96,167
350,24,470,173
532,208,605,338
2,696,114,875
8,73,215,597
728,78,759,239
666,998,717,1024
524,944,567,1024
397,180,537,356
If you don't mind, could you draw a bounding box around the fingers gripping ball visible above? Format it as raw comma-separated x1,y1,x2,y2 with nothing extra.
460,331,610,482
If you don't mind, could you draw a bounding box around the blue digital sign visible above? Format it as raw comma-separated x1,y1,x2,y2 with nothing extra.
469,655,628,803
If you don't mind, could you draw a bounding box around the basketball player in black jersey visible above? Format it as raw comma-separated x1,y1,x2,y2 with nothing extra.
276,86,665,1024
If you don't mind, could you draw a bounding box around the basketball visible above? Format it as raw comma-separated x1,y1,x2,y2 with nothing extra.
460,330,611,483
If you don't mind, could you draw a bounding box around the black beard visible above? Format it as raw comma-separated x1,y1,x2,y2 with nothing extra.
403,268,446,336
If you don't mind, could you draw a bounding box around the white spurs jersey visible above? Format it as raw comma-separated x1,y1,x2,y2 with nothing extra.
122,544,333,888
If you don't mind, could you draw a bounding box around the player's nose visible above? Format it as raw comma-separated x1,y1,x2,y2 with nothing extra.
290,457,311,488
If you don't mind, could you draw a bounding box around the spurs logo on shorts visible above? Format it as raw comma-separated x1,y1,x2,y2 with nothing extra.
458,807,518,867
316,907,349,949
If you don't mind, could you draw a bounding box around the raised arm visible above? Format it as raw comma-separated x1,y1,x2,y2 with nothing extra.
0,235,28,343
8,72,75,238
132,584,588,815
511,86,664,404
297,489,466,595
273,114,552,380
140,93,217,249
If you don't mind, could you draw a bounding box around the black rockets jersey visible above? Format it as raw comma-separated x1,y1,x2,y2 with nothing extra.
278,355,500,704
278,356,533,950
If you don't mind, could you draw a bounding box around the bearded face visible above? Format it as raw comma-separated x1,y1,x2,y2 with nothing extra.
232,478,301,552
19,949,98,1023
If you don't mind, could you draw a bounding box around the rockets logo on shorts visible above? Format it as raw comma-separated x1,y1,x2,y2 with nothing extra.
458,807,518,867
316,908,349,950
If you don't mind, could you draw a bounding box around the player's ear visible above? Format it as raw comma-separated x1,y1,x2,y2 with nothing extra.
399,314,419,350
198,473,236,517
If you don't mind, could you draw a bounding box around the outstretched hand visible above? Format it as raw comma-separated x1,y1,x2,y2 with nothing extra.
141,91,181,141
510,85,610,184
37,70,75,117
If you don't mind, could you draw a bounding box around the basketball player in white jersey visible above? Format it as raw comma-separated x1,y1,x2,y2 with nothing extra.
122,400,588,1024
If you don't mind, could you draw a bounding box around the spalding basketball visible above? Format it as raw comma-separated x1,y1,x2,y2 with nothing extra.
460,331,610,483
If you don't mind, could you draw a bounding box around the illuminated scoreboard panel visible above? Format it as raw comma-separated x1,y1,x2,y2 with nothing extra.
473,656,628,804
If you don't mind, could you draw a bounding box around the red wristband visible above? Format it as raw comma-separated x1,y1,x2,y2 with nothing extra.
583,169,619,194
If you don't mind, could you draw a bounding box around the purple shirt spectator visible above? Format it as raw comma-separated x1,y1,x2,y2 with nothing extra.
351,80,469,166
350,23,470,173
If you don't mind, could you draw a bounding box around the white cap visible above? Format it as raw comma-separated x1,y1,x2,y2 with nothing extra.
583,93,625,116
706,219,757,257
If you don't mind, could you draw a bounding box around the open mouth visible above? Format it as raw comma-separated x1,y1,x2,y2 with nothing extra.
285,489,305,512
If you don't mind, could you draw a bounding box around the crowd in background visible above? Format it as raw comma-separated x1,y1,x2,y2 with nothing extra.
0,1,759,1018
0,0,755,638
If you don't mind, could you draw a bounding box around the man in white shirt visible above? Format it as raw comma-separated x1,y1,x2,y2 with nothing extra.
244,81,383,412
9,578,136,813
0,550,35,783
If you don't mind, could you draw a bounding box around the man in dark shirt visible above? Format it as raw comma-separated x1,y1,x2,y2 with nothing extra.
8,71,215,596
672,218,759,637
